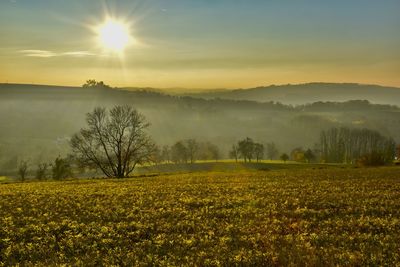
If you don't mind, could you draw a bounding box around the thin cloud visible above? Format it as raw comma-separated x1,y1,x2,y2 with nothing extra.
62,51,96,57
19,50,56,58
19,50,96,58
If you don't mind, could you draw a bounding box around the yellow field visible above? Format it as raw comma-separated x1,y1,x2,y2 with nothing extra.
1,168,400,265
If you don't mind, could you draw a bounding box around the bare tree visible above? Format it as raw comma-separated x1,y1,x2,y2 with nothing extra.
35,163,48,180
70,105,155,178
266,142,279,160
171,141,188,163
186,139,199,164
320,127,395,164
18,160,28,181
238,137,255,162
161,145,171,163
229,144,239,162
254,143,264,162
207,143,221,162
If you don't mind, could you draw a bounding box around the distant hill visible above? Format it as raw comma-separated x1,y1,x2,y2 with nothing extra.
1,83,399,172
186,83,400,105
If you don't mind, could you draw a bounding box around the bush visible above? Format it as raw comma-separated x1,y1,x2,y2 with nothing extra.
357,152,387,166
51,157,72,180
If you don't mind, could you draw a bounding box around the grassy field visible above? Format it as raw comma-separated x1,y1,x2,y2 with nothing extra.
136,161,345,174
0,161,345,182
1,167,400,265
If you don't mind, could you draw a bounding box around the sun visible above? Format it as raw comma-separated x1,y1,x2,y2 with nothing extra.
97,20,131,53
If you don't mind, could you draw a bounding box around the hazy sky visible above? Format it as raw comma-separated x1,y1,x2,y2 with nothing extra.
0,0,399,89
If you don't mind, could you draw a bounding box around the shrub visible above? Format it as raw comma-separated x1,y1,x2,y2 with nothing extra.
51,157,72,180
357,152,387,166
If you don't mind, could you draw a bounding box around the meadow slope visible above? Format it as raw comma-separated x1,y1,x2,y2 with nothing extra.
1,168,400,265
1,83,400,169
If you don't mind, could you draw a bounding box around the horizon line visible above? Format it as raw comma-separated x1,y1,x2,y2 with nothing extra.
1,81,400,91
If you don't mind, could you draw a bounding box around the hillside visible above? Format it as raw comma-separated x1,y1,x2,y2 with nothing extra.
186,83,400,106
1,83,399,171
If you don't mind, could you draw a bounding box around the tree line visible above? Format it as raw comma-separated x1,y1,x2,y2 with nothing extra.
16,156,72,182
155,140,220,164
9,105,399,180
229,138,268,163
320,127,396,165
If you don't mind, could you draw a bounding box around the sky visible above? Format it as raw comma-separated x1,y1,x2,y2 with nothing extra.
0,0,399,89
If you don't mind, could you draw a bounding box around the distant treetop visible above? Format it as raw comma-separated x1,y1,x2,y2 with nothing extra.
82,79,111,89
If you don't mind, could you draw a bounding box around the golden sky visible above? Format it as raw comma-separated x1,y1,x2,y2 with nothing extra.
0,0,399,89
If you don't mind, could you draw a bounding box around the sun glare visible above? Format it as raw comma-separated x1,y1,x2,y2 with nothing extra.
97,20,131,53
